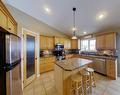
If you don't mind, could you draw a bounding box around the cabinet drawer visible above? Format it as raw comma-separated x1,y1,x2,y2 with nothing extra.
45,63,54,71
40,64,45,73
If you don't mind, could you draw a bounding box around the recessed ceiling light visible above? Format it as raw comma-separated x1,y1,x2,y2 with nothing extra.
44,7,51,13
96,12,107,20
83,31,87,34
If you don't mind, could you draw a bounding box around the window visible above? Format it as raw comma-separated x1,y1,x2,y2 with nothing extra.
81,38,96,51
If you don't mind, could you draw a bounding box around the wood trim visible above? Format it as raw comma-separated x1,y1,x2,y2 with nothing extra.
0,1,17,25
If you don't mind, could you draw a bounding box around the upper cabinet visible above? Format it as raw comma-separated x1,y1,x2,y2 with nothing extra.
0,7,7,29
40,36,71,50
40,35,54,50
54,37,71,49
71,39,78,49
96,35,105,49
0,1,17,34
105,33,116,50
96,32,116,50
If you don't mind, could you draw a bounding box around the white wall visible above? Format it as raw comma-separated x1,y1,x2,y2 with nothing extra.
4,4,69,90
6,4,69,37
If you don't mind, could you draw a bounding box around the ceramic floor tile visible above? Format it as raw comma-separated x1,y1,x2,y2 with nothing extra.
23,71,120,95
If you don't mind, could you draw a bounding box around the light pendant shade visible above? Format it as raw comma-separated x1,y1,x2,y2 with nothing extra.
71,31,77,39
72,36,77,39
71,7,77,39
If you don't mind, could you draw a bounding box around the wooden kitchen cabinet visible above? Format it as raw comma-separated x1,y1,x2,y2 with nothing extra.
46,37,54,49
40,56,56,73
40,35,54,50
71,39,78,49
96,32,116,50
0,1,17,34
54,37,71,49
106,59,117,79
54,37,60,44
96,35,105,49
105,33,116,50
8,18,17,34
40,36,46,49
0,7,7,29
64,38,71,49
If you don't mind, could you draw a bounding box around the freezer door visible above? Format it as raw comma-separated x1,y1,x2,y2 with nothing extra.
6,63,22,95
6,34,21,64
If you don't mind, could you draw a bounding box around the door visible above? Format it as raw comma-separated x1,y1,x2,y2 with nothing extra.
23,30,37,87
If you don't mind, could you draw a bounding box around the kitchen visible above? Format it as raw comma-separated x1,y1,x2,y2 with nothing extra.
0,0,120,95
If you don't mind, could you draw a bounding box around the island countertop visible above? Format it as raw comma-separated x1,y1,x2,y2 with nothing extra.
56,58,93,71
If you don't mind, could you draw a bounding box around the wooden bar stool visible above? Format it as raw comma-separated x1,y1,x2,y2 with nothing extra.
80,70,91,95
71,73,83,95
85,68,96,87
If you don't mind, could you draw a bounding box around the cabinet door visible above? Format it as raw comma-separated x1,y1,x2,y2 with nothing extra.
8,18,17,34
45,63,54,72
64,38,71,49
0,7,7,29
67,39,71,49
60,38,64,45
40,59,45,73
105,33,116,50
71,39,78,49
106,59,117,79
96,35,105,49
47,37,54,49
40,36,46,49
55,37,60,44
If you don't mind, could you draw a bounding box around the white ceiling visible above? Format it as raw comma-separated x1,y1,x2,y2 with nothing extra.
5,0,120,36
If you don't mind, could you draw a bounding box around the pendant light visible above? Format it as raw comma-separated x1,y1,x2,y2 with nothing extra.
71,7,77,39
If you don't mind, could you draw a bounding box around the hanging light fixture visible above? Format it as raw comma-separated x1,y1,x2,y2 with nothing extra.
71,7,77,39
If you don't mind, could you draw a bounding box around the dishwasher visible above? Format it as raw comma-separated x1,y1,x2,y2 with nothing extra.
93,58,106,75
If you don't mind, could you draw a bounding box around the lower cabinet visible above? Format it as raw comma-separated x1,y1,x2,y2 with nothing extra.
106,59,117,79
40,57,56,73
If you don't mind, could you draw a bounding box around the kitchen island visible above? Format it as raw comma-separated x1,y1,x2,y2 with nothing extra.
54,58,93,95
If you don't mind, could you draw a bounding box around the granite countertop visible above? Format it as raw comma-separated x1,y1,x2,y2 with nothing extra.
56,58,93,71
79,54,117,60
40,55,55,58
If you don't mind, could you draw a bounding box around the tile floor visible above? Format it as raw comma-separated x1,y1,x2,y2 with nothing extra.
23,71,120,95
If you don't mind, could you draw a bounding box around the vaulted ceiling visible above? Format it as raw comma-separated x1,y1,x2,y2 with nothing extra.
5,0,120,36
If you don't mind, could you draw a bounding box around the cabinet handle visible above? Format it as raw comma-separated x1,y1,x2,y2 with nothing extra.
8,28,11,30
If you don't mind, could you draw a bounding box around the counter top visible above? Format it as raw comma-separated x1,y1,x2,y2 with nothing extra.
79,54,117,60
56,58,92,71
40,55,55,58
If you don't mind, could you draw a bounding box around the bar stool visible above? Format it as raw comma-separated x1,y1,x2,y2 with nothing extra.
80,70,91,95
85,67,96,87
71,73,83,95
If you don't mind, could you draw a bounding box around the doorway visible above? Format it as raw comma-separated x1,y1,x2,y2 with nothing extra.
22,29,38,87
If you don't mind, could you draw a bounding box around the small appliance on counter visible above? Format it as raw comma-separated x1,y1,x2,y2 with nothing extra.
54,44,66,60
40,50,52,57
0,27,22,95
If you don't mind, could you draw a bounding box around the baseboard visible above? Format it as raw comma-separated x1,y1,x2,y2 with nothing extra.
37,74,40,77
118,73,120,77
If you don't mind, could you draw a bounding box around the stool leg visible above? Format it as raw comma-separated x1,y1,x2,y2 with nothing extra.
90,75,92,93
83,82,87,95
75,83,79,95
92,72,96,87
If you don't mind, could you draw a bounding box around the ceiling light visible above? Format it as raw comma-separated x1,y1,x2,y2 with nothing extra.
71,7,77,39
96,12,107,20
72,27,76,31
44,7,51,13
83,31,87,34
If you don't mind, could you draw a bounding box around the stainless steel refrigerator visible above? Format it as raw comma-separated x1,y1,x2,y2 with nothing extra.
0,27,22,95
